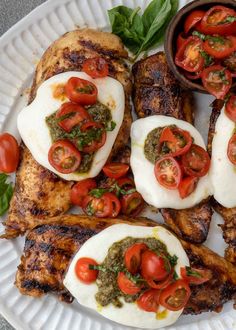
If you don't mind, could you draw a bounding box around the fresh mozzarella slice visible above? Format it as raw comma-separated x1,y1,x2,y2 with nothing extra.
130,115,213,209
64,224,189,329
17,72,125,181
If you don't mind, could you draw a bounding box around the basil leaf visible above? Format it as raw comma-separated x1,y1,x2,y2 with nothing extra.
0,174,13,216
89,188,108,198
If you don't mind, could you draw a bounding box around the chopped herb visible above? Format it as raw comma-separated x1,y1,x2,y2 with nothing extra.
220,15,236,24
167,254,178,267
192,30,206,40
89,188,108,198
85,203,95,216
200,50,214,67
173,271,179,280
186,266,203,278
106,121,116,131
0,174,13,216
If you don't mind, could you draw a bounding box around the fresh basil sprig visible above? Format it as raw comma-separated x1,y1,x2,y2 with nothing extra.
108,0,179,59
0,173,13,216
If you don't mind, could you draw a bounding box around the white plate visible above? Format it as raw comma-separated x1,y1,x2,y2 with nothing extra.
0,0,235,329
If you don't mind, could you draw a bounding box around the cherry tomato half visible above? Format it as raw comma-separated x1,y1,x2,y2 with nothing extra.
56,102,91,132
154,156,182,190
141,250,170,282
75,257,98,284
82,57,109,78
65,77,98,105
80,121,106,153
175,36,205,73
124,243,148,274
159,126,192,157
178,176,199,199
0,133,19,173
225,95,236,122
82,192,121,218
203,36,236,60
201,65,232,99
177,33,187,49
117,272,141,295
159,280,191,311
117,177,135,191
227,133,236,165
70,179,97,206
121,191,144,217
48,140,81,174
198,6,236,36
180,266,210,285
184,70,202,80
182,144,210,177
137,289,160,312
146,270,174,290
184,10,205,34
103,163,130,179
223,51,236,74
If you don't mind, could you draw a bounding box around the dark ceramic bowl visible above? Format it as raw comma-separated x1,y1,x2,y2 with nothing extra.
164,0,236,93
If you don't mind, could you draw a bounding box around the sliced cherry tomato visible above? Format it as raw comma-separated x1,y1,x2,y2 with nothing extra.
137,289,160,312
225,95,236,122
146,270,174,290
75,257,98,284
124,243,148,274
117,177,135,191
177,32,187,49
203,36,236,59
159,126,192,157
180,266,210,285
154,156,182,190
70,179,97,206
227,133,236,165
65,77,98,105
201,65,232,99
175,36,205,73
159,280,191,311
117,272,141,295
182,144,210,177
121,191,144,217
178,176,199,199
56,102,91,132
184,70,202,80
82,57,109,78
141,250,170,282
103,163,129,179
198,6,236,36
48,140,81,174
82,192,121,218
0,133,19,173
80,121,106,153
223,51,236,74
184,10,205,34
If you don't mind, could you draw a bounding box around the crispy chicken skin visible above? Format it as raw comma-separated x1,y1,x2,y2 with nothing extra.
2,29,132,238
15,215,236,314
208,100,236,264
132,52,212,244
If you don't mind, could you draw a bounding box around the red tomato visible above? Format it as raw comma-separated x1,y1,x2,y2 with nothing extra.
177,32,187,49
141,250,170,282
225,95,236,122
146,270,174,290
182,144,210,177
223,51,236,74
103,163,129,179
82,58,109,78
227,133,236,165
82,192,121,218
154,156,182,190
137,289,160,312
117,177,135,191
178,176,199,199
124,243,148,274
117,272,141,295
65,77,98,105
184,10,205,34
159,127,192,157
0,133,19,173
203,36,236,59
121,191,144,217
175,36,205,73
75,257,98,284
159,280,191,311
48,140,81,174
70,179,97,206
201,65,232,99
56,102,91,132
198,6,236,35
184,70,202,80
180,267,210,285
80,121,106,153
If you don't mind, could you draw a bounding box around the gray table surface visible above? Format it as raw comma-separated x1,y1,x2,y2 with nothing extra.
0,1,47,328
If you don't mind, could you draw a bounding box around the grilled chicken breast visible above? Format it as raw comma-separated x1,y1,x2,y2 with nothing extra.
15,215,236,314
2,29,132,238
132,52,212,244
